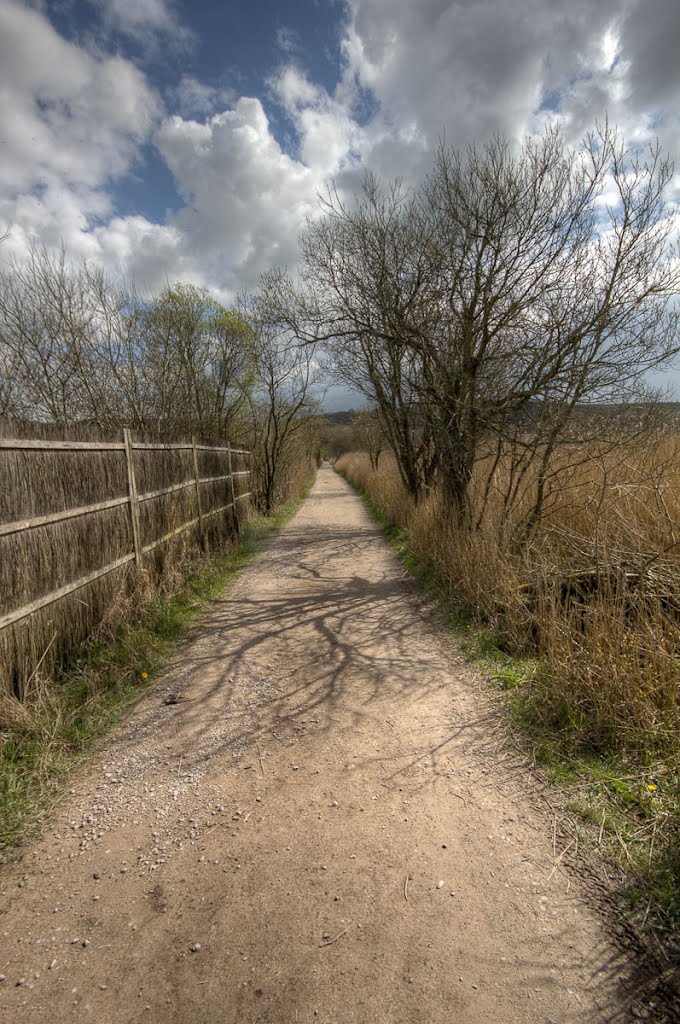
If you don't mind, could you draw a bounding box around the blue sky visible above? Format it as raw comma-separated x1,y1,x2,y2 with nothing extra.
0,0,679,404
46,1,347,220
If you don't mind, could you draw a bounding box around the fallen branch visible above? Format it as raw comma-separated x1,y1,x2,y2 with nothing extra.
204,819,229,835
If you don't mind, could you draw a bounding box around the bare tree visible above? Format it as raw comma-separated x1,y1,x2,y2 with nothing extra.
299,124,680,530
265,233,438,500
0,245,105,424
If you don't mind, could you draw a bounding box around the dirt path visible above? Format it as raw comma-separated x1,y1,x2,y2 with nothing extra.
0,467,666,1023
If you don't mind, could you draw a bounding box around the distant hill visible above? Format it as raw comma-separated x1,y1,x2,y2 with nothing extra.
323,409,355,427
322,402,680,431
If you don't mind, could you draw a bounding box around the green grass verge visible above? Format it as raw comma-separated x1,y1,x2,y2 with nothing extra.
0,494,308,855
336,466,679,959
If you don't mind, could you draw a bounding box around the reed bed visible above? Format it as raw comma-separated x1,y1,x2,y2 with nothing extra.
336,441,680,754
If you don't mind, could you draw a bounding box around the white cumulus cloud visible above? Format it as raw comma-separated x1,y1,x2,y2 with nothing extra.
0,0,161,259
155,98,319,291
1,0,679,312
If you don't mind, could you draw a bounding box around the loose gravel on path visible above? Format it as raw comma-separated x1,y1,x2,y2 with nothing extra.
0,467,670,1023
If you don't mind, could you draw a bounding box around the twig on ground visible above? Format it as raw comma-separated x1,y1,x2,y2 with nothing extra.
404,872,410,902
651,929,669,962
204,819,230,835
257,741,265,776
319,929,348,948
598,810,606,846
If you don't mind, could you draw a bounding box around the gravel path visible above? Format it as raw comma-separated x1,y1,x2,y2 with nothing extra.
0,467,667,1023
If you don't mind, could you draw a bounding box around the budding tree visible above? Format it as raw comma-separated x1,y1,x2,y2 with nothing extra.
132,284,254,438
242,274,323,514
0,247,254,439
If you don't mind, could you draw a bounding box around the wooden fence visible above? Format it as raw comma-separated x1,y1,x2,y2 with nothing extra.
0,429,252,699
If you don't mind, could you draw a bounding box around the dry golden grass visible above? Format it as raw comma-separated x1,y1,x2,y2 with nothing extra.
337,439,680,755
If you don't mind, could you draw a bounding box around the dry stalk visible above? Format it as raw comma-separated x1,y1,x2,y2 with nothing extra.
648,820,657,868
547,837,577,882
597,810,606,846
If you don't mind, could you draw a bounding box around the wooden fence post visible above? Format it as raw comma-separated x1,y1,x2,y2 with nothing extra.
192,437,207,553
228,442,240,537
123,428,142,569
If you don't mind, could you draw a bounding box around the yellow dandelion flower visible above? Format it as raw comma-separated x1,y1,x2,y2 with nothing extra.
647,783,657,792
141,671,149,680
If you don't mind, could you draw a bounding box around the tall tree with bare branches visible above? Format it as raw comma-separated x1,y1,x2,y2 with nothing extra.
299,124,680,528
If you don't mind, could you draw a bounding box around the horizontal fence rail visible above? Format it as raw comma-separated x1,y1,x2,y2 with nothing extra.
0,437,251,455
0,438,126,451
0,431,252,636
0,496,130,538
0,554,137,632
